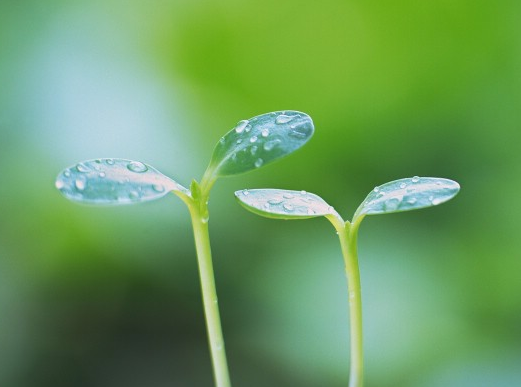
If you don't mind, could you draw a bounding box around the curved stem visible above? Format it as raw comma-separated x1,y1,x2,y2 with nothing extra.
337,222,364,387
188,199,232,387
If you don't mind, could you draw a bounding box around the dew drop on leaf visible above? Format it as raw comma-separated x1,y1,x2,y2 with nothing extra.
254,158,264,168
283,203,294,212
235,120,249,134
127,161,148,173
412,176,420,183
250,136,258,143
99,172,106,178
75,178,86,191
261,129,270,137
400,183,407,189
76,163,89,173
275,114,295,124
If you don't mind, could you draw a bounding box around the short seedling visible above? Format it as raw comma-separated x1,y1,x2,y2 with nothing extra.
234,177,460,387
55,111,315,387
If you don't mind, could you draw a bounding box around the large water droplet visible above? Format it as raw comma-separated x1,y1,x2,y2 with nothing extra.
412,176,420,183
254,158,264,168
76,163,89,173
235,120,249,134
275,114,295,124
153,184,165,193
250,136,258,143
261,128,270,137
283,203,294,212
75,178,86,191
127,161,148,173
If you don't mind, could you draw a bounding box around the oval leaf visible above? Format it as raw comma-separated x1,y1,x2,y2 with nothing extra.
235,189,334,220
55,158,187,205
354,176,460,218
208,111,314,177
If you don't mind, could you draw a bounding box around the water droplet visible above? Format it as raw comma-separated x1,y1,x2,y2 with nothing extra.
75,178,86,191
263,139,280,151
245,125,251,133
283,203,294,212
64,170,71,177
429,195,434,202
400,183,407,189
432,198,442,205
202,216,209,224
219,137,225,145
290,124,296,129
127,161,148,173
250,145,258,155
307,208,315,215
268,199,283,205
384,197,401,211
243,189,249,196
436,181,442,185
55,179,65,190
289,130,307,138
378,192,386,197
349,290,356,300
153,184,165,193
300,190,307,195
407,197,417,204
275,114,296,124
283,193,294,199
261,128,270,137
106,159,115,165
76,163,89,173
254,158,264,168
99,172,106,178
412,176,420,183
235,120,249,134
250,136,258,143
236,139,243,144
129,191,140,200
373,187,380,193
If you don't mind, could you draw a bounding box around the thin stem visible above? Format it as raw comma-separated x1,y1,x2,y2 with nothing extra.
337,222,364,387
188,199,232,387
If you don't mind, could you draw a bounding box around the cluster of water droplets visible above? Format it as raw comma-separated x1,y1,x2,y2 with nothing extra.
361,176,459,215
55,159,183,205
236,189,332,217
213,111,313,176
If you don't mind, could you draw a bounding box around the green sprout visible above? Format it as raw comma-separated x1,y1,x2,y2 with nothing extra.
234,177,460,387
55,111,314,387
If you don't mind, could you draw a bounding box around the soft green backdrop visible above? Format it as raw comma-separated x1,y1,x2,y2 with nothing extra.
1,1,520,386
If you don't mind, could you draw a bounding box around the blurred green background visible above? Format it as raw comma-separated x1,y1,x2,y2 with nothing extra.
1,1,520,386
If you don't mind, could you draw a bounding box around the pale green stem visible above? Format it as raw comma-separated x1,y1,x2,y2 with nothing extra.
336,220,364,387
188,199,232,387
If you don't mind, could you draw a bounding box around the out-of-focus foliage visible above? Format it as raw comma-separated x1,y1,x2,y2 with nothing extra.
1,1,520,386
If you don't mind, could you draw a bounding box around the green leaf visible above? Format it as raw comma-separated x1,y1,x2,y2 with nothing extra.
234,189,335,220
354,176,460,219
207,111,314,177
55,158,187,205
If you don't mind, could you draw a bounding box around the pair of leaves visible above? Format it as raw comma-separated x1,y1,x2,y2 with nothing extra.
235,177,460,223
55,111,314,205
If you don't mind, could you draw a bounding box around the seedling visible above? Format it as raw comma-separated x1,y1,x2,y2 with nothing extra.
234,177,460,387
55,111,314,387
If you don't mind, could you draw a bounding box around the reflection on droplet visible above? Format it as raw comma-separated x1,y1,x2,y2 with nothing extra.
106,159,115,165
412,176,420,183
400,183,407,189
75,179,86,191
373,187,380,193
76,163,89,173
99,172,106,178
261,129,269,137
127,161,148,173
235,120,249,133
236,139,243,144
250,136,258,143
55,180,65,190
432,198,442,205
254,158,264,168
407,197,417,204
275,114,295,124
64,170,71,177
300,190,307,195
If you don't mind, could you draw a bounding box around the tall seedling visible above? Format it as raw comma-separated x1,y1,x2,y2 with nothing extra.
235,177,460,387
55,111,314,387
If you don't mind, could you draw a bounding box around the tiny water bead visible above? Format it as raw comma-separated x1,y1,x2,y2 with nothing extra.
75,178,86,191
153,184,165,193
263,139,280,151
99,172,106,178
254,158,264,168
412,176,420,183
127,161,148,173
250,145,258,155
373,187,380,193
261,128,270,137
250,136,258,143
55,179,65,190
283,203,294,212
235,120,249,134
399,183,407,189
106,159,115,165
283,193,294,199
76,163,89,173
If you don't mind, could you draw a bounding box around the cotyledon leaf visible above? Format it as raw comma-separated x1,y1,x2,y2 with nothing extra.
207,111,314,177
353,176,460,220
55,158,188,205
234,189,336,220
